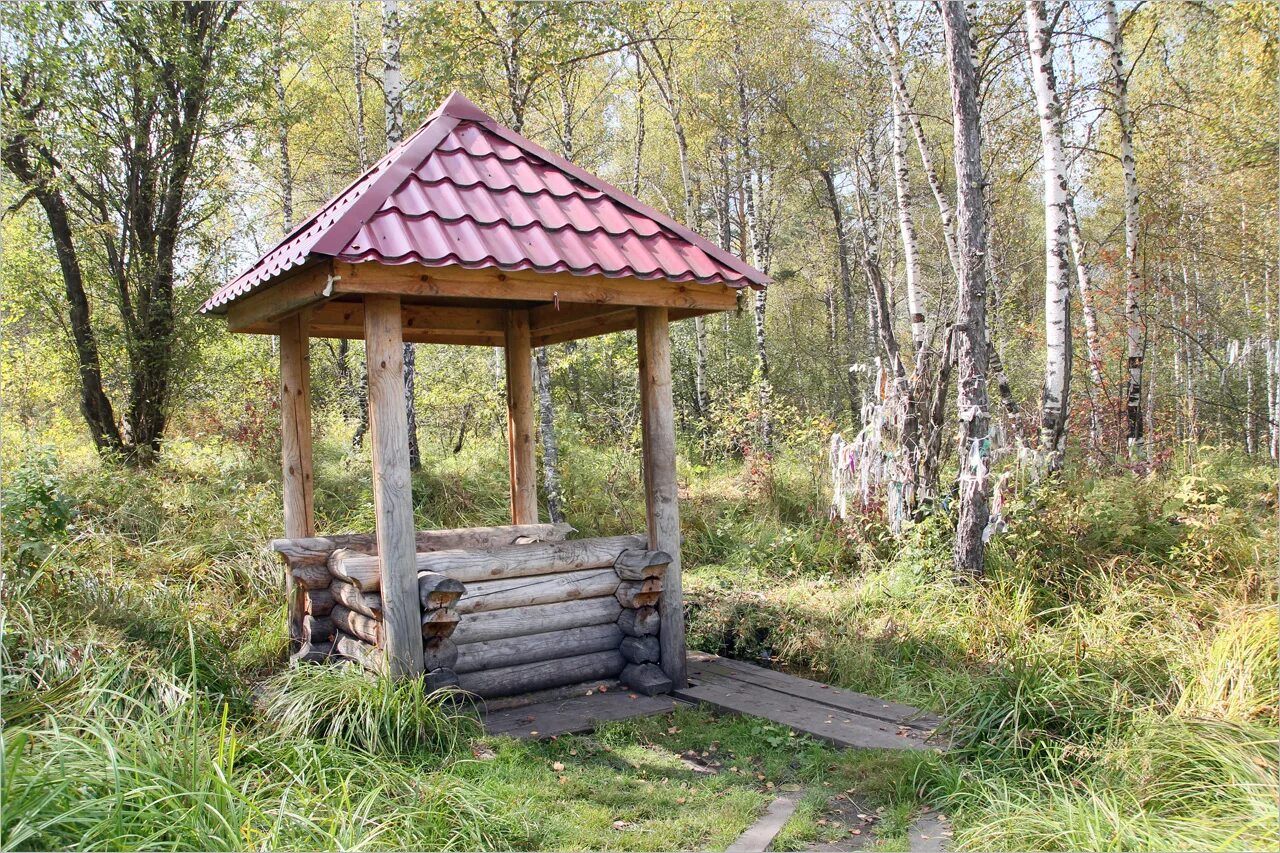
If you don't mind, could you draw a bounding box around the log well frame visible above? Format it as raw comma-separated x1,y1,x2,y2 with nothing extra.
264,294,704,694
205,91,767,699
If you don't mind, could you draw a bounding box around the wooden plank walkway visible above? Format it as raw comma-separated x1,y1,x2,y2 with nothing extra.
479,652,941,750
483,690,674,739
674,652,941,751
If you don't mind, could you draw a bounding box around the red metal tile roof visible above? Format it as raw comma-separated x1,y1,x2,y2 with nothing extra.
203,92,769,314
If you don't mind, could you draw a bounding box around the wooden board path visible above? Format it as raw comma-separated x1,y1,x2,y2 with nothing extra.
673,652,941,751
478,652,942,751
483,690,675,739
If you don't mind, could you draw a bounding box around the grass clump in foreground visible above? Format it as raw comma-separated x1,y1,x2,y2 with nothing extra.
2,438,1276,851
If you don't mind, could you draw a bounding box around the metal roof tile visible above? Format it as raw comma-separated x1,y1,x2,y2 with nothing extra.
203,91,768,314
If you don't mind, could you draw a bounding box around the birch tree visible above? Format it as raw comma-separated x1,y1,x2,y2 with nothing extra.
869,5,960,273
1105,0,1145,456
381,0,422,470
730,9,773,452
1025,0,1072,469
1065,199,1105,452
941,0,992,578
628,7,710,424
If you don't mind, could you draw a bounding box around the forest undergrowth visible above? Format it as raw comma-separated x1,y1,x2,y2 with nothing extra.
1,431,1276,851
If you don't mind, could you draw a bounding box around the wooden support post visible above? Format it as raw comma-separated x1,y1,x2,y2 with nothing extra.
637,306,686,688
280,312,315,538
280,312,314,647
505,309,538,525
364,294,423,679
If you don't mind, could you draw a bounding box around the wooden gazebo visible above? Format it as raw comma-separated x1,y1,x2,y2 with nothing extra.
203,92,768,698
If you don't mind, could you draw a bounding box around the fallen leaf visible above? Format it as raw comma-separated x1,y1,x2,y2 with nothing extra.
612,820,636,831
677,797,687,805
569,749,578,756
765,782,775,790
558,776,568,784
598,686,608,693
552,762,565,772
667,726,681,734
849,829,861,836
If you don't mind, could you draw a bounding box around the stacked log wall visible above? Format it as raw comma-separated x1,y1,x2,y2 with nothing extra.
272,527,675,700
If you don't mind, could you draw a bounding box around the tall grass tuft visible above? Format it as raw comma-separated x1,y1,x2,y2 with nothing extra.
260,664,476,758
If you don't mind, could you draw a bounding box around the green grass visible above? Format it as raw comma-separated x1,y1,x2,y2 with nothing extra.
2,436,1276,851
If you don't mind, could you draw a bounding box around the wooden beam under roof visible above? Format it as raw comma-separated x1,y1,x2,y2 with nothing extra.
225,261,335,331
330,262,741,312
237,298,717,347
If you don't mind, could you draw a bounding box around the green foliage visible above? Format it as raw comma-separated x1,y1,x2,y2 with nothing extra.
1,451,72,569
687,451,1279,851
260,665,476,758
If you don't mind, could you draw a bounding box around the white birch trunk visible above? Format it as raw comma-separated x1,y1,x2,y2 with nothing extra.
1026,0,1072,470
941,0,991,579
273,64,294,233
871,7,960,275
632,51,645,196
1266,268,1278,459
352,0,369,172
889,85,925,353
733,27,771,450
1105,0,1144,456
534,346,563,523
637,42,708,425
381,0,419,470
1066,199,1105,453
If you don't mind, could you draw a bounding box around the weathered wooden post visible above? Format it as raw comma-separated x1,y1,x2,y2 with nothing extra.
505,309,538,525
637,306,686,688
279,312,315,539
279,311,314,644
364,294,423,678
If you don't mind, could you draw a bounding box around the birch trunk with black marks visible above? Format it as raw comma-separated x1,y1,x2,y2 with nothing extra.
352,1,370,170
732,24,771,451
342,0,368,430
381,0,420,470
1026,0,1072,470
274,65,294,233
1106,0,1144,456
1241,210,1255,454
534,346,563,523
1266,268,1278,460
636,37,708,424
821,167,860,422
631,51,645,197
872,6,960,274
941,0,991,579
889,86,925,353
1065,199,1105,453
